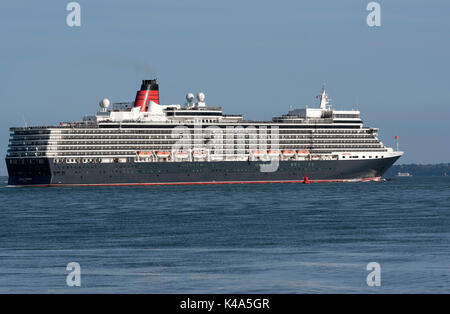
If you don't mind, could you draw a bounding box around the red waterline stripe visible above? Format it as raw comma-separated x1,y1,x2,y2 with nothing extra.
17,177,381,187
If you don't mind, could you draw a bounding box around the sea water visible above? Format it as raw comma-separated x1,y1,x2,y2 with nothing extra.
0,177,449,293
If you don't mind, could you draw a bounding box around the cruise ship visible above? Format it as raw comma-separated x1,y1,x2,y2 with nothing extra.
5,79,403,186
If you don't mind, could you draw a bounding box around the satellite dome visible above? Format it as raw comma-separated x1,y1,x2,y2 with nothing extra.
99,98,110,109
186,93,195,102
197,92,205,102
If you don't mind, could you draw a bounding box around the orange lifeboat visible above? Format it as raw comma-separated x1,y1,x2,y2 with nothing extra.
252,150,266,157
282,150,295,157
268,150,280,157
156,151,170,158
137,151,151,156
296,150,310,155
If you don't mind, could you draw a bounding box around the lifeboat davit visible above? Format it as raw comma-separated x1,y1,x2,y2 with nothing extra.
156,151,170,158
282,150,295,157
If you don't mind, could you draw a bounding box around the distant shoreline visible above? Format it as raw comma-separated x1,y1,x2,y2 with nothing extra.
385,163,450,177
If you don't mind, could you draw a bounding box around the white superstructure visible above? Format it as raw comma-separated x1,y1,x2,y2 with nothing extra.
7,83,403,164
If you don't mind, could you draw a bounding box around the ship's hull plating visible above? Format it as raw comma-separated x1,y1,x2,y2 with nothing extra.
6,156,400,186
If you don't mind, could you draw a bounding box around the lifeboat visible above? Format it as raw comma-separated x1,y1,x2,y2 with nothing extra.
296,150,309,155
137,151,152,156
156,151,170,158
311,155,321,160
251,150,266,157
174,151,189,159
193,150,207,159
268,150,280,157
282,150,295,157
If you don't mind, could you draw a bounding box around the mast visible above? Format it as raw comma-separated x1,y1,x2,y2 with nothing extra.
317,84,330,110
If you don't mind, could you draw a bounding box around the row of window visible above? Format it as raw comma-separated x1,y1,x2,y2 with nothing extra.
342,155,381,159
11,130,376,143
15,127,375,135
8,144,384,154
10,134,378,146
9,138,380,151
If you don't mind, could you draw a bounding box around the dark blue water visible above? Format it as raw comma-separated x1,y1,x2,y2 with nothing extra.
0,177,449,293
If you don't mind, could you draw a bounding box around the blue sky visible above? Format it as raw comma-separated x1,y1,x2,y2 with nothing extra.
1,0,449,175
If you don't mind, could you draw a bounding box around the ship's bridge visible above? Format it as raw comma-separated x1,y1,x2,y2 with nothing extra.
272,85,362,125
272,107,361,125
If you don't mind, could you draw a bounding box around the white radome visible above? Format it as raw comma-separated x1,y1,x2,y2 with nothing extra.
99,98,110,109
197,92,205,102
186,93,195,102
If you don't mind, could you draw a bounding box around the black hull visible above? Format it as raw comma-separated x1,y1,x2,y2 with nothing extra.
6,156,401,186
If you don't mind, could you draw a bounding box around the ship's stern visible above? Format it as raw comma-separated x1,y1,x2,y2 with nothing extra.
6,157,52,186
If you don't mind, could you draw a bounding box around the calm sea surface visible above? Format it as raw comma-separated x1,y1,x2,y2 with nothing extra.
0,177,449,293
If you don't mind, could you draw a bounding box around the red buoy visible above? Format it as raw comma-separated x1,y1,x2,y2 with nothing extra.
302,175,309,184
